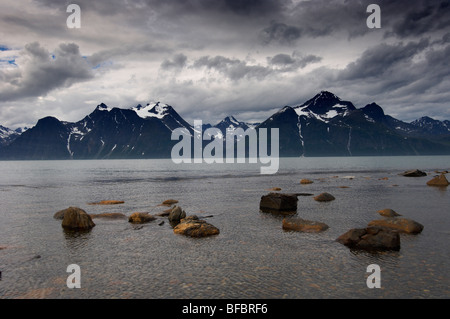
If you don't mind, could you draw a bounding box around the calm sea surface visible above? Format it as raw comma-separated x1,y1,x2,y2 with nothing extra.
0,156,449,299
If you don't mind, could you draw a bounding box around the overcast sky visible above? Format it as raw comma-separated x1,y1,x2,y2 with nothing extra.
0,0,449,128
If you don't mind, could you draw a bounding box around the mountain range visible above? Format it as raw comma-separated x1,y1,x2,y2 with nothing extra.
1,91,449,160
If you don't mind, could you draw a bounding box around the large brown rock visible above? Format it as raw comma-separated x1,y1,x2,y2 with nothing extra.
173,216,220,238
128,212,156,224
282,218,329,232
259,193,298,214
336,226,400,251
426,174,449,187
368,218,424,234
313,192,335,202
61,207,96,230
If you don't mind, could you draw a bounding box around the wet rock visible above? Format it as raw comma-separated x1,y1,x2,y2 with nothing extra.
128,212,156,224
259,193,298,215
426,174,449,187
313,192,335,202
400,169,427,177
282,217,329,232
377,209,401,217
169,205,186,226
90,213,127,220
88,200,125,205
173,216,220,238
61,207,95,231
53,209,67,220
266,187,282,191
300,179,313,184
336,226,400,251
161,199,179,206
368,218,424,234
155,209,171,217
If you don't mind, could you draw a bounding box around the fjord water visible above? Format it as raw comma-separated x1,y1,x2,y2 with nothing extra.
0,157,449,299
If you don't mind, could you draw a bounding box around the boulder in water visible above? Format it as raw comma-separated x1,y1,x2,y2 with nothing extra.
426,174,449,187
259,193,298,215
400,169,427,177
61,207,95,231
336,226,400,251
313,192,335,202
368,218,424,234
173,216,220,238
282,217,329,232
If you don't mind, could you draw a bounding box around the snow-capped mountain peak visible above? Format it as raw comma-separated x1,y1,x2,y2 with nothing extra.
131,102,172,119
294,91,356,122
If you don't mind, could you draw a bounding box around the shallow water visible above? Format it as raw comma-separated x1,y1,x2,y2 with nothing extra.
0,156,449,299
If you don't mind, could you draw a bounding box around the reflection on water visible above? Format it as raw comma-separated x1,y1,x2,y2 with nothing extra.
0,157,449,299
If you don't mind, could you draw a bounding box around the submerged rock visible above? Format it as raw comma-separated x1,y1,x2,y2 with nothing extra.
377,209,401,217
61,207,95,231
128,212,156,224
368,218,424,234
300,179,313,185
161,199,179,206
88,200,125,205
336,226,400,251
259,192,298,215
282,217,329,232
89,213,127,220
400,169,427,177
313,192,335,202
426,174,449,187
173,216,220,238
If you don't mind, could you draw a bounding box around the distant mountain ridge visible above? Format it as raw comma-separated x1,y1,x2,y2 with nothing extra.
1,91,449,159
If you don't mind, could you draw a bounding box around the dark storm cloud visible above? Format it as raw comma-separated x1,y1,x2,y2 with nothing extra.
338,39,430,81
0,42,93,102
385,1,450,39
259,22,303,45
35,0,289,18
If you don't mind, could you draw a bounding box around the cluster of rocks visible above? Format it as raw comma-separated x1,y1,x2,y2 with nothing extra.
259,192,330,234
259,179,427,252
400,169,449,187
53,200,220,238
337,209,424,251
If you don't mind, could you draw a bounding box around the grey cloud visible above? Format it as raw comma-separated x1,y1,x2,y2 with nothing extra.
87,43,169,67
161,53,188,70
259,22,302,45
268,53,322,70
193,55,271,81
0,42,93,102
